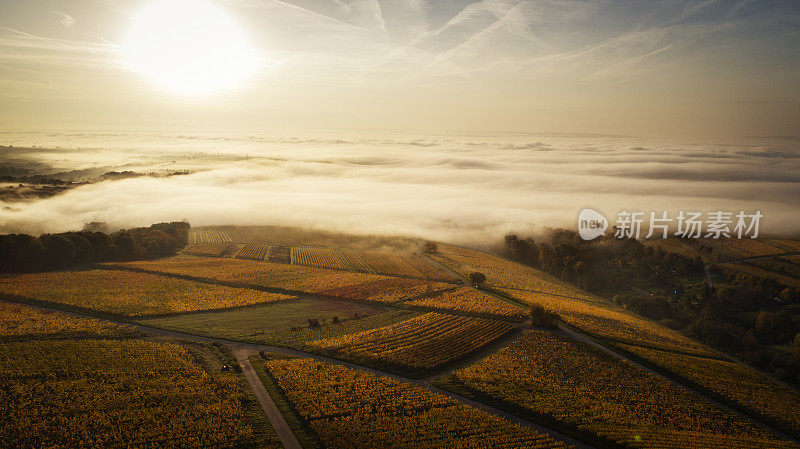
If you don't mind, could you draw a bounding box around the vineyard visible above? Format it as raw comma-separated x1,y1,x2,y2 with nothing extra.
232,245,459,281
303,248,456,281
745,258,800,280
0,269,294,316
0,301,138,341
718,239,787,258
306,312,516,374
407,287,528,320
111,257,429,300
188,229,233,244
430,244,597,300
764,239,800,253
357,250,419,276
260,358,570,448
0,339,273,449
450,330,794,449
502,289,718,357
4,230,799,449
402,253,456,281
183,243,234,257
335,248,373,272
698,238,788,260
617,343,800,436
644,238,800,262
355,250,451,281
291,246,350,270
186,230,457,284
235,243,270,261
313,277,454,303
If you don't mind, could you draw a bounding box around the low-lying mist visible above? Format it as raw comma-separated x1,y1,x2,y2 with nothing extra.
1,132,798,244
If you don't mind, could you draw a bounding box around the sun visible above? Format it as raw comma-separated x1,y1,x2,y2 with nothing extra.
123,0,254,96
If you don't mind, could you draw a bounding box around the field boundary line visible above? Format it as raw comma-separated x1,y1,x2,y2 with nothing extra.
307,319,521,379
182,244,462,282
423,328,524,381
97,263,319,297
711,251,799,265
558,324,800,444
232,348,303,449
2,298,591,449
88,264,531,323
394,302,527,323
417,249,800,444
598,338,730,362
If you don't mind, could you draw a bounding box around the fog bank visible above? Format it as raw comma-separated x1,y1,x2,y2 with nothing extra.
1,132,798,243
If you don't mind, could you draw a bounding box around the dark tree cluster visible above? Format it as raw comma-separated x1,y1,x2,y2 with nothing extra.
612,294,673,321
468,272,487,286
422,241,438,253
712,264,800,303
692,280,800,383
504,230,704,296
0,221,190,273
529,304,559,329
503,229,800,385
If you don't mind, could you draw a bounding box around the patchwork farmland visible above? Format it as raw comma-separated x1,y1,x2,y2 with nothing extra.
3,226,800,449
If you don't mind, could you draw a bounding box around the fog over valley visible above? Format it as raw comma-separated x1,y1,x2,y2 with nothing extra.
1,131,798,242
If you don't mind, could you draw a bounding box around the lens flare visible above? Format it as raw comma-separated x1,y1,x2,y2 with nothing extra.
122,0,254,95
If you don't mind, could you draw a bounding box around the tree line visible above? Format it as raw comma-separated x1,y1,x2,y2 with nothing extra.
504,230,705,297
0,221,190,273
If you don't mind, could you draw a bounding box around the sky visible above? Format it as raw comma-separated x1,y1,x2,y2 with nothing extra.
0,0,799,139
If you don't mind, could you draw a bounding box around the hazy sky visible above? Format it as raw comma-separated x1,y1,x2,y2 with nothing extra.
1,0,799,138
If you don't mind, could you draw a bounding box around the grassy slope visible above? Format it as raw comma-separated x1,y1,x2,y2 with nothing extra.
138,297,384,339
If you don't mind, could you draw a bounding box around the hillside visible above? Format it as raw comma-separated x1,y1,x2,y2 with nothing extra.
1,225,799,448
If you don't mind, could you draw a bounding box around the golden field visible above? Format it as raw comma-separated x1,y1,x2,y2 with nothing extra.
0,269,293,316
618,343,800,436
451,330,793,449
0,339,277,449
407,286,528,319
262,357,569,448
307,312,516,372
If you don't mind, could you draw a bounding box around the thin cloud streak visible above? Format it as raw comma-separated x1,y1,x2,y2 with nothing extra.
0,1,798,137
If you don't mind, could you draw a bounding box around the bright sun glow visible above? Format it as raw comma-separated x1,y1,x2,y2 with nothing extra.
123,0,254,96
